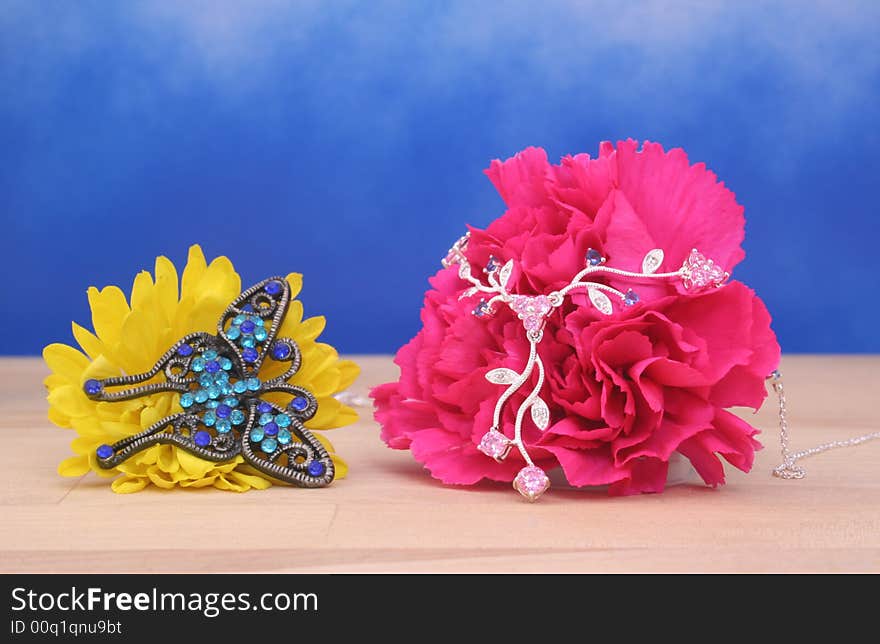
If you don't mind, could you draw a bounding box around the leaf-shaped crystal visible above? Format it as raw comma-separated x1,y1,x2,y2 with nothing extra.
531,397,550,430
588,288,613,315
485,367,519,385
642,248,664,274
458,287,478,301
498,260,514,289
458,262,471,279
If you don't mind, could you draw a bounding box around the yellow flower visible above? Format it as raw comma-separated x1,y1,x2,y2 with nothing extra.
44,245,360,493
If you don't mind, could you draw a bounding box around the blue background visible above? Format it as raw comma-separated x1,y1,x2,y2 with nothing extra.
2,1,878,354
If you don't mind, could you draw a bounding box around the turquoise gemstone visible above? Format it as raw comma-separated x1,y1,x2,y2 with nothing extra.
216,419,232,433
277,428,292,445
233,314,247,325
251,316,265,327
194,389,209,404
275,413,291,428
241,336,256,348
202,411,216,427
220,383,232,396
203,349,218,360
250,427,265,442
230,409,246,425
180,393,195,408
259,413,274,426
219,357,233,371
205,400,220,409
191,357,206,372
199,373,213,387
232,380,248,394
246,377,261,391
222,396,238,408
253,327,268,342
226,326,241,340
207,385,221,399
260,438,278,453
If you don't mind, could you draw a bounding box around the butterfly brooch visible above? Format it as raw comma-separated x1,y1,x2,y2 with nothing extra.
82,277,334,488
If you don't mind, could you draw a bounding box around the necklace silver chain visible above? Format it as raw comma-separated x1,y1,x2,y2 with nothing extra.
771,370,880,479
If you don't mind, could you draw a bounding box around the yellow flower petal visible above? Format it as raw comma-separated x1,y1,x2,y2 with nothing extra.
47,405,71,429
226,470,273,489
81,355,121,381
331,454,349,479
47,384,93,418
180,475,218,488
71,322,105,360
336,360,361,392
284,273,303,299
146,466,177,489
177,449,215,478
43,343,90,383
58,455,90,477
306,396,358,429
294,316,326,343
156,445,179,473
111,475,149,494
180,245,208,301
154,255,179,326
87,285,130,346
130,271,154,313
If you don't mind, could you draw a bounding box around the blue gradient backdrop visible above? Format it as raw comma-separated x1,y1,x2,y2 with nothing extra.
2,1,878,354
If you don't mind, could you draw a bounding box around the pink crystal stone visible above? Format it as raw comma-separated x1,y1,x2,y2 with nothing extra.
510,295,552,332
478,429,512,461
681,249,729,291
513,465,550,501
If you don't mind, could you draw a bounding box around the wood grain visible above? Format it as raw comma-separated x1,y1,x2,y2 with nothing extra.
1,355,878,572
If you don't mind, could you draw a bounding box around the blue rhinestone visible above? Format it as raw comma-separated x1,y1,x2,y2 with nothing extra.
84,379,102,395
264,280,282,295
219,383,232,396
207,385,221,400
240,320,255,334
251,316,265,327
257,402,272,413
194,389,209,404
191,357,206,372
307,461,326,477
205,400,220,409
259,412,274,426
222,396,239,408
194,430,211,447
253,327,268,342
219,357,233,371
203,349,218,360
96,444,113,459
240,336,256,349
264,421,278,437
272,343,291,360
623,289,640,307
586,248,603,266
233,314,247,325
242,347,258,363
213,370,229,383
242,304,253,312
485,255,500,272
275,413,291,428
233,381,248,394
216,419,232,433
226,326,241,340
289,396,309,412
205,360,220,373
202,411,216,427
230,409,246,425
260,438,278,453
246,377,261,391
277,429,292,445
180,393,195,408
177,344,193,357
472,300,490,317
199,373,214,387
250,427,265,442
216,404,232,419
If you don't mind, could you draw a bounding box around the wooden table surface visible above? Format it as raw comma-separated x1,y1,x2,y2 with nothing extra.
1,355,878,573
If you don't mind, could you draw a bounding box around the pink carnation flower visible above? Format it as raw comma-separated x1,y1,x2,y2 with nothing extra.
372,140,780,495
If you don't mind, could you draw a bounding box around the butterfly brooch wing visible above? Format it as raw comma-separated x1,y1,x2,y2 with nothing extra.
83,277,335,488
